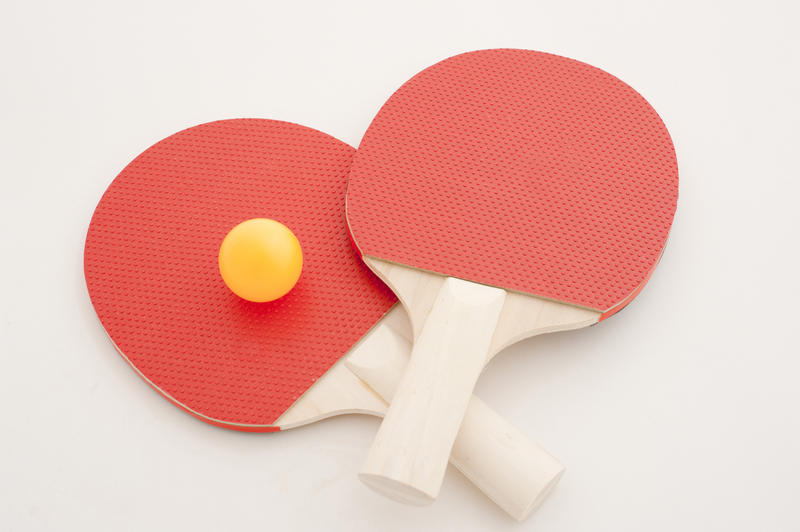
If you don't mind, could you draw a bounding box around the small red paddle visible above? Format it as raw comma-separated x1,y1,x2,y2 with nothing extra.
346,49,679,504
84,119,565,520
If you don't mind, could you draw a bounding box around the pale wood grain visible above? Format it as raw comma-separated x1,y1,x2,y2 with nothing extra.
345,305,564,520
358,258,601,504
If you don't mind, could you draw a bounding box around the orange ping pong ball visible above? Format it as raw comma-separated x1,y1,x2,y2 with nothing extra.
218,218,303,302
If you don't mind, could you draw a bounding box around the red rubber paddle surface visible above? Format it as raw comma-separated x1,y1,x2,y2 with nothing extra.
85,119,396,429
346,49,679,313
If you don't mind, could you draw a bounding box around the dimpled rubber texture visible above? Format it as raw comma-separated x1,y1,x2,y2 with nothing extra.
84,119,396,429
346,49,679,313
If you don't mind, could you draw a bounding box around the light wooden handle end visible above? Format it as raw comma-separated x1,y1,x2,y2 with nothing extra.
359,277,507,503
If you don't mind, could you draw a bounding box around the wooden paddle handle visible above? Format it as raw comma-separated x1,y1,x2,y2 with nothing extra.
360,277,507,504
450,396,564,519
346,307,564,519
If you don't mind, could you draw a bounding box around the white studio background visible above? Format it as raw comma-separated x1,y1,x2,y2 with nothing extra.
1,1,798,531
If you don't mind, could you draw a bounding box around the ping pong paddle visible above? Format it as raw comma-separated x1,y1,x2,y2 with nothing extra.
84,118,564,520
346,49,679,504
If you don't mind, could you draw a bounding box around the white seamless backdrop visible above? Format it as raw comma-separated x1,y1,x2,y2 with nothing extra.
1,1,798,531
